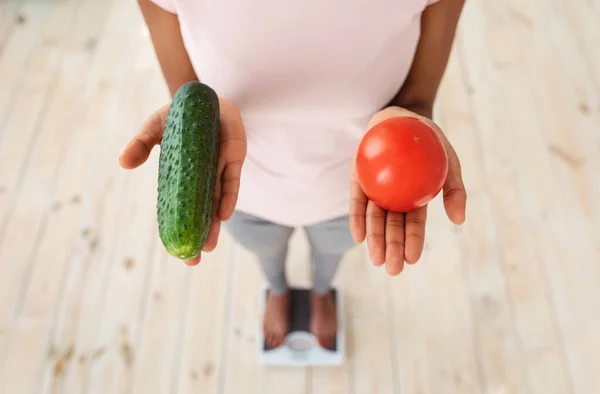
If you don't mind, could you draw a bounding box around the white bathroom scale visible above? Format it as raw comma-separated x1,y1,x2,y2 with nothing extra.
257,284,345,367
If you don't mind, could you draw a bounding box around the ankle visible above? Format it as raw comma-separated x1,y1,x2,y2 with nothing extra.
268,287,288,297
311,288,332,298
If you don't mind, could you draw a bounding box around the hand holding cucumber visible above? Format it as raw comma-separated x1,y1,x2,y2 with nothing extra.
349,106,467,276
119,84,247,266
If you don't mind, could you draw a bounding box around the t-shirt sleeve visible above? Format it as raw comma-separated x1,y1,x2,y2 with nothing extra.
149,0,177,14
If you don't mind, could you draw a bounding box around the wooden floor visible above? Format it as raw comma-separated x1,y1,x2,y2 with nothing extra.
0,0,599,393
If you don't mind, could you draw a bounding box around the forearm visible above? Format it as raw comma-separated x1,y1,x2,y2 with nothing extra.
387,0,465,119
138,0,197,97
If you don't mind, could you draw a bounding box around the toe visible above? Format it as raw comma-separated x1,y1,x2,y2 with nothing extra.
272,333,282,348
271,333,278,347
317,332,327,348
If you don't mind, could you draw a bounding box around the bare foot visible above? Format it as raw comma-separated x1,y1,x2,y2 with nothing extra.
263,291,290,348
310,290,337,348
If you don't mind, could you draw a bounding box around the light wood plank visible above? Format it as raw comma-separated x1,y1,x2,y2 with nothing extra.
389,268,432,394
82,94,156,392
0,0,24,51
309,362,350,394
221,243,264,394
461,3,575,394
0,318,50,394
529,0,600,257
175,232,234,394
404,202,481,394
129,252,190,394
537,0,600,212
333,241,388,317
554,0,600,92
0,0,73,233
515,0,600,279
0,0,52,132
454,16,524,394
260,367,307,394
349,316,395,394
6,1,147,393
503,0,600,392
0,2,83,385
458,192,527,394
81,18,169,394
540,0,600,262
458,2,582,393
0,0,112,339
60,64,159,394
507,1,600,392
435,51,486,195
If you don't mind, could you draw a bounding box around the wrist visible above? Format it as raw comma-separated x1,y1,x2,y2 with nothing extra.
383,103,433,120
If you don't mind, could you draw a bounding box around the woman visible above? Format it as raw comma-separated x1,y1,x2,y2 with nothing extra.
119,0,468,348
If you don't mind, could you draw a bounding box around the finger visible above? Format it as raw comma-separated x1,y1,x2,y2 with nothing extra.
184,255,201,267
217,158,243,221
443,146,467,225
349,175,368,243
384,211,405,276
202,219,221,252
207,154,224,251
366,201,386,266
404,205,428,264
119,104,169,169
216,98,247,221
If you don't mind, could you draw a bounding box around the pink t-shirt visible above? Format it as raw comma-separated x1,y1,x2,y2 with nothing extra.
150,0,439,226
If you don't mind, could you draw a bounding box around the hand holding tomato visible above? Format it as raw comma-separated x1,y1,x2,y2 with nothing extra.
349,106,467,275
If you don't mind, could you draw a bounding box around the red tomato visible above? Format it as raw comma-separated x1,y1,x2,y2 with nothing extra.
355,116,448,213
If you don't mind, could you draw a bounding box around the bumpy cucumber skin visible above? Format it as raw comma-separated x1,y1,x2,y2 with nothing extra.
157,81,220,260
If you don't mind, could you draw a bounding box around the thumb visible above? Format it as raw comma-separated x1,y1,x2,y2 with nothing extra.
442,145,467,224
119,103,170,169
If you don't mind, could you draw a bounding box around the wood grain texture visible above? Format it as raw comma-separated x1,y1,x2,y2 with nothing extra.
0,0,598,393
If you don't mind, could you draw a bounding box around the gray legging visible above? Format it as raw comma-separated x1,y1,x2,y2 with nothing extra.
224,210,356,295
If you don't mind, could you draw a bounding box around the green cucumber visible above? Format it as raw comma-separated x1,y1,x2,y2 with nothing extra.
157,81,220,260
